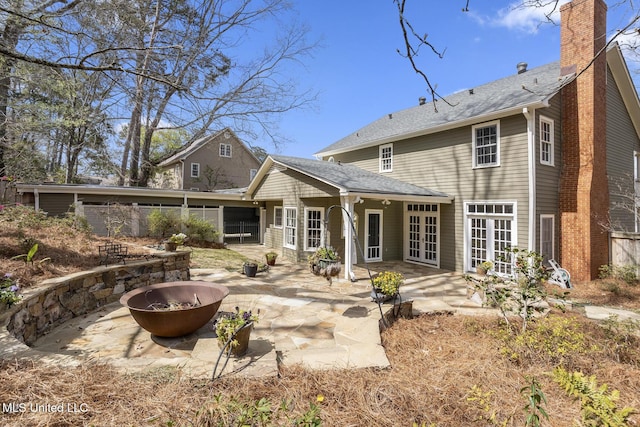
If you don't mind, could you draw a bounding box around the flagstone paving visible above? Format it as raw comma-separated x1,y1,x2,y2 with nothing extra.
11,245,482,379
6,244,636,379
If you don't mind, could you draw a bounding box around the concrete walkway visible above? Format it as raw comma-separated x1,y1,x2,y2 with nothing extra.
7,244,638,379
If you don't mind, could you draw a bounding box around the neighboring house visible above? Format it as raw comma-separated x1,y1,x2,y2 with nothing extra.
247,0,640,283
151,128,262,192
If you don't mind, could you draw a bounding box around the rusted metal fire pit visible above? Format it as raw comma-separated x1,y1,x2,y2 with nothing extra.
120,281,229,337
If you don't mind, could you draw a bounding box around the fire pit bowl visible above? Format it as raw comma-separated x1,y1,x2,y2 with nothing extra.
120,281,229,337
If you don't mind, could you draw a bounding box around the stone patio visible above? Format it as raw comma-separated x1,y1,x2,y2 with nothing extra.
4,245,491,379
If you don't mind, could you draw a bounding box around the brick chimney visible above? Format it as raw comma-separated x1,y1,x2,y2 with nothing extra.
559,0,609,282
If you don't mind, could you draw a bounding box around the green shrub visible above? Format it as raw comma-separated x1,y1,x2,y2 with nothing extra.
493,314,598,365
147,209,181,238
553,367,636,426
599,264,639,286
184,214,219,244
601,315,640,366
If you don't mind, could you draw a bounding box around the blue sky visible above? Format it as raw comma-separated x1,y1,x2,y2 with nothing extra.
271,0,638,159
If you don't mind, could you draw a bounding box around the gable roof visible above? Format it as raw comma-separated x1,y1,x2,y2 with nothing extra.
157,128,260,167
316,61,570,157
248,155,452,202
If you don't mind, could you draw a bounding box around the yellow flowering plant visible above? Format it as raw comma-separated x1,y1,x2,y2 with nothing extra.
372,271,404,296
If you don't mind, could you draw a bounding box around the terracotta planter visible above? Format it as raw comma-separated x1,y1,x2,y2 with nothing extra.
476,266,487,276
265,255,277,266
165,241,178,252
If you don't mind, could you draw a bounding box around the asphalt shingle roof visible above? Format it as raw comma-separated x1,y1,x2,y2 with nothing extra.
316,61,568,155
270,155,449,198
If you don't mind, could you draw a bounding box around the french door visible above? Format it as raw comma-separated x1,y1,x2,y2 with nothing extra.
365,210,383,261
406,204,439,266
466,202,516,275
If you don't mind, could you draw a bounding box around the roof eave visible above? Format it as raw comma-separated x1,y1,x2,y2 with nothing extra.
315,100,551,158
15,183,245,201
343,191,454,204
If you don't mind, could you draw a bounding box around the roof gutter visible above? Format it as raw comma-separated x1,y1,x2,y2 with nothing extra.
15,183,245,201
341,191,454,204
316,100,551,158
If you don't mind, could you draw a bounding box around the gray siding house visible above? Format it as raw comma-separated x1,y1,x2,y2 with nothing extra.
151,128,262,192
248,0,640,283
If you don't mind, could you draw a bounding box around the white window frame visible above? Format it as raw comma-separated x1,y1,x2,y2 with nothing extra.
379,143,393,173
464,201,517,275
304,207,325,251
273,206,283,228
283,207,297,249
540,214,555,262
250,169,258,181
472,121,500,168
190,163,200,178
539,116,555,166
219,143,232,158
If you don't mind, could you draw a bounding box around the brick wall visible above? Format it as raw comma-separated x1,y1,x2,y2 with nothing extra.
559,0,610,282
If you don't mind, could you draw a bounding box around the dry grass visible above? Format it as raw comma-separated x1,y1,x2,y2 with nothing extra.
1,313,639,426
1,207,640,426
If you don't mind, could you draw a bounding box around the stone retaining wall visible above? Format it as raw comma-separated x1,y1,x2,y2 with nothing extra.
1,251,190,346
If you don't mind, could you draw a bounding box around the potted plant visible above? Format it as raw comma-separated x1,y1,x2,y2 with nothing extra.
243,260,259,277
214,307,259,357
265,251,278,266
476,260,494,276
371,271,404,302
308,246,341,281
165,232,187,251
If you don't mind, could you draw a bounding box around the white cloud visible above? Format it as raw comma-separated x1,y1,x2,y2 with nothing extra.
493,1,570,34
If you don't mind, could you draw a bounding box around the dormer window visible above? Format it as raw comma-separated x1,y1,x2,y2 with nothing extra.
379,143,393,172
219,143,232,158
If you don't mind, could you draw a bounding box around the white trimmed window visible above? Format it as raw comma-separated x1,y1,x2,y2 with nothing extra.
540,214,555,262
540,116,554,166
472,121,500,168
274,206,283,228
466,201,516,275
250,169,257,181
190,163,200,178
283,207,297,249
304,207,324,251
379,143,393,172
219,143,232,158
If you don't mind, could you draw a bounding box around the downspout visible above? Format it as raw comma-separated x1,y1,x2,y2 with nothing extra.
523,107,536,252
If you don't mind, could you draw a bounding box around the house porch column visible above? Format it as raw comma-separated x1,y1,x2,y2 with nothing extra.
340,196,357,281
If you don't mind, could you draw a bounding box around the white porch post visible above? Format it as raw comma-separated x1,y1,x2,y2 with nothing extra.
340,196,356,281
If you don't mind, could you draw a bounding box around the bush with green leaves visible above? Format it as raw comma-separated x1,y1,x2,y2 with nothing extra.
0,273,21,306
598,264,639,286
601,314,640,365
184,214,219,244
465,247,551,333
146,209,181,238
492,314,598,366
553,367,636,426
